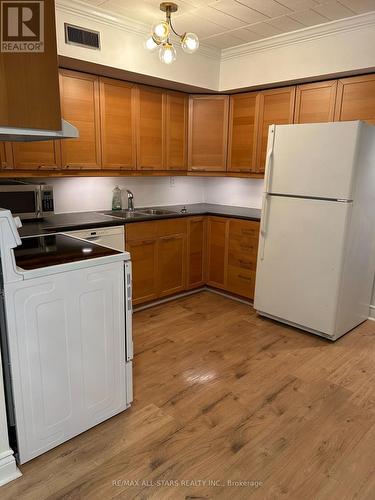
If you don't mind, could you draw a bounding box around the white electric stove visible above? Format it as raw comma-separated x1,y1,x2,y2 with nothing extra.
0,209,133,464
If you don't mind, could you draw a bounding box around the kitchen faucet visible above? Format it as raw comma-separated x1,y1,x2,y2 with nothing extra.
126,190,134,211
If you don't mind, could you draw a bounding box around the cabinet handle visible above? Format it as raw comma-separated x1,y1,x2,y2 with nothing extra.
139,239,155,245
240,244,256,251
190,167,206,171
238,259,251,266
241,230,255,235
162,235,181,241
238,274,252,281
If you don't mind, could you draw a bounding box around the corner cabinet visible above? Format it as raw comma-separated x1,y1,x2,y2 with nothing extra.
334,74,375,125
165,91,188,170
227,92,259,173
294,80,337,123
59,70,102,170
136,86,165,171
255,87,296,173
188,95,229,172
100,77,137,171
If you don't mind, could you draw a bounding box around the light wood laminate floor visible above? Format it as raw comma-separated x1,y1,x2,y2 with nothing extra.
2,291,375,499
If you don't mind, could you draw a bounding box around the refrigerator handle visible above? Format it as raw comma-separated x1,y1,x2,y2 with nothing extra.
259,193,269,261
264,125,276,194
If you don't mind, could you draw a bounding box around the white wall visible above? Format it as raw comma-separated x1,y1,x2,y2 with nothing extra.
220,14,375,91
41,176,205,213
40,176,264,213
56,0,221,90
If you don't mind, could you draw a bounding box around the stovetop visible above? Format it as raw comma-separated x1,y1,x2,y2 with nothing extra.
14,234,122,270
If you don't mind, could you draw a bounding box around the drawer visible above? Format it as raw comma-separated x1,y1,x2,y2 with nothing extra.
157,219,187,236
229,235,259,255
227,266,256,299
228,248,258,272
229,219,260,239
126,221,158,241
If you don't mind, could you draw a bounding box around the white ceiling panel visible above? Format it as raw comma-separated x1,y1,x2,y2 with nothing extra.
313,1,357,19
213,0,268,24
268,15,306,31
338,0,375,14
67,0,375,51
290,9,330,25
197,6,247,28
238,0,291,18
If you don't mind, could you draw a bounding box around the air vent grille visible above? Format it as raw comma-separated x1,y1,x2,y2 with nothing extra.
64,24,100,50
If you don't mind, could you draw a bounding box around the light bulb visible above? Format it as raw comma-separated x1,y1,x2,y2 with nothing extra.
159,43,176,65
152,20,170,43
144,36,159,51
181,32,199,54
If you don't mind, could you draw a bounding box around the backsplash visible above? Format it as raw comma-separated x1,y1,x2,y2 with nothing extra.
37,176,264,214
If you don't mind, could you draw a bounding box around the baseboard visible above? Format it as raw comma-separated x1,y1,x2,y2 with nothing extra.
368,305,375,321
133,287,252,312
0,449,22,487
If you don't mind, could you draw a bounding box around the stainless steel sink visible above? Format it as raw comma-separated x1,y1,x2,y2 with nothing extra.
137,208,179,216
100,210,146,219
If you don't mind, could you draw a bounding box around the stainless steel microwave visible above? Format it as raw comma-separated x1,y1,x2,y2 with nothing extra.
0,184,54,220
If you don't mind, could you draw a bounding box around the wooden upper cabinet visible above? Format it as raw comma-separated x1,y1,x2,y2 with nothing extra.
165,92,188,170
12,141,61,171
227,92,259,173
0,0,61,131
100,78,136,170
255,87,296,173
334,74,375,124
0,143,13,170
188,96,229,172
59,70,101,170
136,86,165,170
294,80,337,124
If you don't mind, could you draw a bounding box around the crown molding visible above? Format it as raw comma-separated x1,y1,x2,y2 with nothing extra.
221,11,375,61
55,0,221,60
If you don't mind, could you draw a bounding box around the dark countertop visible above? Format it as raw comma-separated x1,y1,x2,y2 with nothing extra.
18,204,261,238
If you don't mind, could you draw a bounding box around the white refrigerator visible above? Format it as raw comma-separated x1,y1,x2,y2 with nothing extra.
254,121,375,341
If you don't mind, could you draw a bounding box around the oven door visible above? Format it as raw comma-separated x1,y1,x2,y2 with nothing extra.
0,186,40,219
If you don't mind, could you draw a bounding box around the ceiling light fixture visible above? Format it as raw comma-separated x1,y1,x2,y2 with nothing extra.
145,2,199,64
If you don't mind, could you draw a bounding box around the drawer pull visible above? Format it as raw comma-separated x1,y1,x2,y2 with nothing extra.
162,235,181,241
238,274,252,281
190,167,206,171
140,239,155,245
238,259,251,266
241,230,255,235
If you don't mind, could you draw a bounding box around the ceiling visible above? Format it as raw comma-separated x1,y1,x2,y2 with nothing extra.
80,0,375,49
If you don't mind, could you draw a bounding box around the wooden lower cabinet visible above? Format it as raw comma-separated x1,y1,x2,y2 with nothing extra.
226,219,259,299
187,217,207,289
207,217,229,289
127,216,260,305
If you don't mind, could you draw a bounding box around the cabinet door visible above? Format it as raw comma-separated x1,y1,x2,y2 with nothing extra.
187,217,207,289
158,233,186,296
227,93,258,173
334,74,375,124
12,141,61,171
165,91,188,170
207,217,229,288
188,96,229,172
294,80,337,124
227,219,259,299
100,78,136,170
255,87,296,173
126,238,158,305
59,70,101,170
136,86,165,170
0,143,13,170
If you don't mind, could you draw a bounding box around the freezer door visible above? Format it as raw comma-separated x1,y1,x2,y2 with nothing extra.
255,195,351,336
265,122,360,200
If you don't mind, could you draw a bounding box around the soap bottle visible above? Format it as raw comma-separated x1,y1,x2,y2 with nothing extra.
112,185,122,211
